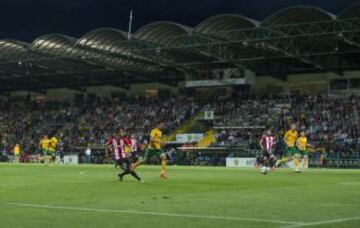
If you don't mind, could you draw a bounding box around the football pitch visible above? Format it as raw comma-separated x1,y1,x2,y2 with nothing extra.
1,164,360,228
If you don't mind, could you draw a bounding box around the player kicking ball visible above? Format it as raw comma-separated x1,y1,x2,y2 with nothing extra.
105,129,142,183
257,129,276,175
133,122,168,179
276,123,299,172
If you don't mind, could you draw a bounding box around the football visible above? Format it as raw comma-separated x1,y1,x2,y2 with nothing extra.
260,166,270,174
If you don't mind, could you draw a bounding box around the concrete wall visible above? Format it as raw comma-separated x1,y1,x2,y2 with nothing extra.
253,70,360,95
7,83,179,100
252,76,286,96
128,83,179,96
287,71,360,83
5,71,360,100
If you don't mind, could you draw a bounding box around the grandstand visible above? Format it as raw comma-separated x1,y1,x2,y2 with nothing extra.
1,4,360,167
1,2,360,228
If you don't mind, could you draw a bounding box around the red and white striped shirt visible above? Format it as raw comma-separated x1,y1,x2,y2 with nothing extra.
107,137,126,160
260,135,275,152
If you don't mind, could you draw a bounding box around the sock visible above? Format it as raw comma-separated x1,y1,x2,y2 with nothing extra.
277,156,289,166
294,157,300,171
133,156,147,169
129,171,141,181
160,159,167,175
270,158,276,168
120,171,129,176
301,158,307,170
263,158,269,167
119,171,130,180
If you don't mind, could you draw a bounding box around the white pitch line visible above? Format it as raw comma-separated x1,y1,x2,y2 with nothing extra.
6,202,303,225
340,182,360,186
280,216,360,228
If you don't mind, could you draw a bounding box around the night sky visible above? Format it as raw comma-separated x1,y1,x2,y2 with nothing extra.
0,0,358,42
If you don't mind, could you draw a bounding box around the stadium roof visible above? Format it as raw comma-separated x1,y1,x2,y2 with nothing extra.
1,4,360,92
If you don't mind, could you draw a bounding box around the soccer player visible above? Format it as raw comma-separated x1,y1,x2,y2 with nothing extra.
39,135,50,163
133,122,168,179
257,129,276,173
48,133,58,164
13,144,21,163
295,131,312,172
276,124,298,170
105,130,142,182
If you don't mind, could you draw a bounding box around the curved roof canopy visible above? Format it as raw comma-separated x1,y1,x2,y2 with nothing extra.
30,34,76,57
0,40,29,60
338,3,360,18
195,14,258,34
77,28,127,53
1,4,360,92
135,21,190,46
262,6,335,26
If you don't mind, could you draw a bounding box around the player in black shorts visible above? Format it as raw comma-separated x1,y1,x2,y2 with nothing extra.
106,130,142,182
117,157,142,182
257,130,277,173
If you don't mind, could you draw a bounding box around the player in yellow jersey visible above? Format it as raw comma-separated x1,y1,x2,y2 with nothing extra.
13,144,21,163
295,131,313,172
49,133,59,164
276,124,298,169
133,122,168,179
39,135,51,163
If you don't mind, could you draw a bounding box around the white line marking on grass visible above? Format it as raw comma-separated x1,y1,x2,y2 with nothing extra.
280,216,360,228
340,182,360,186
6,202,304,225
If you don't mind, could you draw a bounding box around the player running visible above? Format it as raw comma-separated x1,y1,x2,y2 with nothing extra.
39,135,50,164
48,132,58,164
133,122,168,179
276,123,298,171
257,129,276,174
105,130,142,183
295,131,312,173
13,144,21,163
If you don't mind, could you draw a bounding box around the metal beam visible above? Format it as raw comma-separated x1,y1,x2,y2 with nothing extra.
341,35,360,48
261,27,343,76
193,34,251,66
127,39,203,74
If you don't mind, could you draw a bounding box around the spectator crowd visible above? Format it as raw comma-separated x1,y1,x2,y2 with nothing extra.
0,93,359,164
0,95,199,160
212,93,360,160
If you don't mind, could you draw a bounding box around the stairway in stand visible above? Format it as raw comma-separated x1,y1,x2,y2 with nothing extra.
195,130,216,147
163,112,203,143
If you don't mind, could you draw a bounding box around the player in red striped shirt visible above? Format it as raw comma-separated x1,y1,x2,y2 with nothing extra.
105,129,142,182
257,129,277,173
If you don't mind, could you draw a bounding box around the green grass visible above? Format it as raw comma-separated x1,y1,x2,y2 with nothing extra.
1,164,360,228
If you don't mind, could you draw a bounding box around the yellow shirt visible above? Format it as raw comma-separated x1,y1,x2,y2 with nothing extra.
284,130,298,147
13,146,20,155
49,137,58,152
297,136,307,151
149,128,162,150
124,145,131,154
40,139,50,150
